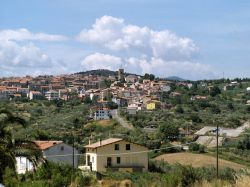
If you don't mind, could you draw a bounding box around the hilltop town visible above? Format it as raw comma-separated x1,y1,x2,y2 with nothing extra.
1,69,250,186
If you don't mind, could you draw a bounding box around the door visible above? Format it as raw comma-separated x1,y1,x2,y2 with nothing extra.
107,157,112,167
87,155,90,166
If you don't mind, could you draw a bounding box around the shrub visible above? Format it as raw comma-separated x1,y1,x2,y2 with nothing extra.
189,143,205,153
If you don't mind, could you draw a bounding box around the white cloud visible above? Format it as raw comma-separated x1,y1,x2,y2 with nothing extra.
81,53,215,80
0,28,69,76
77,16,124,45
0,28,67,42
76,15,198,60
81,53,122,70
0,37,67,76
126,57,215,80
77,16,216,79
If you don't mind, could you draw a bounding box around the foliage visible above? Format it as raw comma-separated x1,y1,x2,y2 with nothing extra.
210,86,221,97
158,121,180,142
143,73,155,81
237,135,250,150
189,143,205,153
148,160,237,186
0,109,43,183
2,162,95,187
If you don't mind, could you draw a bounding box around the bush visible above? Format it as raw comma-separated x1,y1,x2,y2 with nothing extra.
3,167,19,187
237,135,250,150
189,143,205,153
210,86,221,97
175,106,184,113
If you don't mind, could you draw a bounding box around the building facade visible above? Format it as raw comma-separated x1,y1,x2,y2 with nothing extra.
45,90,59,100
34,141,79,168
94,108,111,120
81,138,148,172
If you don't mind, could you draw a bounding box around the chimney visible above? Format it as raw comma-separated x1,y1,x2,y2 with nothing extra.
88,137,91,145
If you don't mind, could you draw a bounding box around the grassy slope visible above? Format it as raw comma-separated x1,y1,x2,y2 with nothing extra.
154,152,247,170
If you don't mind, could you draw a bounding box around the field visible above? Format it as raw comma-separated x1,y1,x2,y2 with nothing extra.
85,120,115,127
155,152,247,170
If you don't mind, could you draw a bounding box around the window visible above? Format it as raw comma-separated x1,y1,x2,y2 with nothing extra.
60,146,64,151
92,156,94,163
107,157,112,167
117,157,121,164
115,144,119,150
126,144,131,150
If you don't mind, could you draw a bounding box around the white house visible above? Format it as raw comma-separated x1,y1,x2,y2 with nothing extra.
161,85,171,92
45,90,59,100
28,91,43,100
80,138,148,172
247,87,250,92
94,108,111,120
112,97,128,107
16,156,34,174
34,141,79,168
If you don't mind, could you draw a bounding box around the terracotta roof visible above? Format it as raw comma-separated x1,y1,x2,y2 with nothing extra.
34,141,63,150
30,91,42,94
85,138,122,148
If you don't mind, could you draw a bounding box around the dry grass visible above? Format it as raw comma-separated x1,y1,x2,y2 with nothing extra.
98,179,132,187
193,176,250,187
85,120,113,127
155,152,246,170
96,120,114,127
235,176,250,187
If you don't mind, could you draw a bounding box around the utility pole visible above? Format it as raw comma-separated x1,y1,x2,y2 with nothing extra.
72,121,76,179
72,131,75,174
72,118,79,178
215,120,219,179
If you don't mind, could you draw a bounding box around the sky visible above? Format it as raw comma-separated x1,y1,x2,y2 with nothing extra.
1,0,250,80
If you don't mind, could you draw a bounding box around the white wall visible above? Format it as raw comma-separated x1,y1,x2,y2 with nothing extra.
43,143,79,168
93,140,148,172
16,157,34,174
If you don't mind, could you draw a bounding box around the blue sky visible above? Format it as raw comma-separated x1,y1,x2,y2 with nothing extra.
1,0,250,80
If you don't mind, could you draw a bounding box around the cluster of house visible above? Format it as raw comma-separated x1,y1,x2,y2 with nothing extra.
16,138,148,174
0,74,110,101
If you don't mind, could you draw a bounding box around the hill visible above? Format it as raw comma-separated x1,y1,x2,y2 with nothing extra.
165,76,186,81
74,69,139,77
74,69,186,81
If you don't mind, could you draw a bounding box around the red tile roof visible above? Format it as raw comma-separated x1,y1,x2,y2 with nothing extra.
34,141,63,150
85,138,122,148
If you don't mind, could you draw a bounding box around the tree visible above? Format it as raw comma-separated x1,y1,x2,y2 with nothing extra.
83,96,92,104
237,135,250,150
143,73,155,81
175,106,184,114
189,142,205,153
107,101,118,109
158,122,179,142
210,86,221,97
0,109,43,183
246,105,250,113
227,103,234,111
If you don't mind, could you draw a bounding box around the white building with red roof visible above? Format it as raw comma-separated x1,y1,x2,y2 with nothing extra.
79,138,148,172
34,140,79,168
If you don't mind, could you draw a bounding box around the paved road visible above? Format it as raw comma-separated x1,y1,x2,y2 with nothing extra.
111,109,134,130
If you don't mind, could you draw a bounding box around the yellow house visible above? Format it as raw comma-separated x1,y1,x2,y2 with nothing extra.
80,138,148,172
146,102,156,110
146,100,161,110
